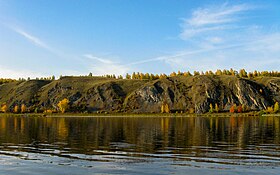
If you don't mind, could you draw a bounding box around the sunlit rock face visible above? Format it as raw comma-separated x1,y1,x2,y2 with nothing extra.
0,76,279,114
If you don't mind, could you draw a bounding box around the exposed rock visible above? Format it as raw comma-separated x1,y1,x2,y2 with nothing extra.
0,75,279,113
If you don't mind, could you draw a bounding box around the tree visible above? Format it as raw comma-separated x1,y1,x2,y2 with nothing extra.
266,106,274,114
164,103,170,113
88,72,93,77
239,69,247,78
21,104,27,113
230,104,235,113
274,102,279,113
161,102,170,113
215,103,219,113
161,104,165,113
132,72,136,79
209,103,213,113
118,75,123,79
14,105,19,113
170,72,177,77
57,98,69,113
125,73,131,79
237,105,243,113
1,104,7,113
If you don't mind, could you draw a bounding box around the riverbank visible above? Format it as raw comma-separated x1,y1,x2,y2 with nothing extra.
0,111,270,118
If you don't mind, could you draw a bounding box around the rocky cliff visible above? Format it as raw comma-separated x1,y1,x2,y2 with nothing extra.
0,75,279,113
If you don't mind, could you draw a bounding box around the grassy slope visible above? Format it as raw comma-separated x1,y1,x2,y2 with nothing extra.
0,75,279,113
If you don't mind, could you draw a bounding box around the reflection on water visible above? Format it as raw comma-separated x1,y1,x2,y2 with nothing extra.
1,115,280,174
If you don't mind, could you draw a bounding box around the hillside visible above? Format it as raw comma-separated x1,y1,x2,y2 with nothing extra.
0,75,279,114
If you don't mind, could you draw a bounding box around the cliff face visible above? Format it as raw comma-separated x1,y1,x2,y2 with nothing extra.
0,75,279,113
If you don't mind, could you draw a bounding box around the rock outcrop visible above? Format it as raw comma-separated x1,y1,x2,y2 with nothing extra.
0,75,279,113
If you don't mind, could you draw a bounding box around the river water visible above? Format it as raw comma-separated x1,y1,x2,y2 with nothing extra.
0,115,280,174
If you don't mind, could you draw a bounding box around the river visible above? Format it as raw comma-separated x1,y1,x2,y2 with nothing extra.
0,115,280,174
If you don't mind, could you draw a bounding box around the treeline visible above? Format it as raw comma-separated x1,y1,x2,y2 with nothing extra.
1,69,280,85
0,78,17,85
159,102,280,114
0,98,69,114
97,69,280,80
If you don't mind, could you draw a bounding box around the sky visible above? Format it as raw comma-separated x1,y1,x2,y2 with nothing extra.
0,0,280,78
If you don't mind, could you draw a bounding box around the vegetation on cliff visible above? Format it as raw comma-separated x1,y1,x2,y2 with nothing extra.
0,69,279,114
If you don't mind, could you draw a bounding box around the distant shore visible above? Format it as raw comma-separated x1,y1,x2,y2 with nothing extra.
1,111,277,118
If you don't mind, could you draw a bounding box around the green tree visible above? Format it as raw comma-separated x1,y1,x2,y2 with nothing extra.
125,73,131,79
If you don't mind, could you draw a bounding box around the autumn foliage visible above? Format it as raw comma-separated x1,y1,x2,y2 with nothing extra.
1,104,8,113
230,105,235,113
58,98,69,113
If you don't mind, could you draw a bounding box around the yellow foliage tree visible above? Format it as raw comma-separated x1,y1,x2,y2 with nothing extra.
1,104,8,113
161,104,165,113
21,104,27,113
274,102,279,113
14,105,19,113
266,106,274,114
215,103,219,113
209,103,213,113
161,102,170,113
57,98,69,113
165,103,170,113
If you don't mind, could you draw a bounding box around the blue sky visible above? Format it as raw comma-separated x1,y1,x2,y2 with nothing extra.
0,0,280,78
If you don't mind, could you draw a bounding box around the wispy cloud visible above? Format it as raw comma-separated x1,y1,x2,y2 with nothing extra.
12,27,50,49
6,24,66,57
8,25,54,51
188,3,252,26
84,54,115,64
180,3,254,39
84,54,129,75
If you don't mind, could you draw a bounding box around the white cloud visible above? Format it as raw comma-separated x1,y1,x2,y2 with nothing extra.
9,26,53,51
6,25,65,57
84,54,114,64
84,54,129,75
180,3,254,40
187,3,251,26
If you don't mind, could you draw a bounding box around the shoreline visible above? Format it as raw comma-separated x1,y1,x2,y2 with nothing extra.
1,112,277,118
